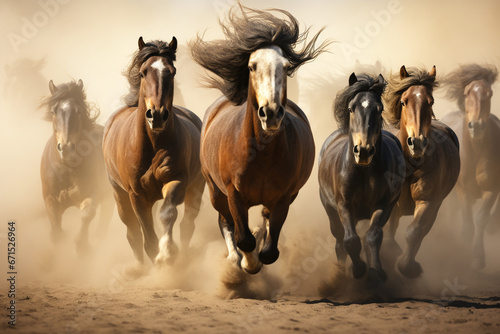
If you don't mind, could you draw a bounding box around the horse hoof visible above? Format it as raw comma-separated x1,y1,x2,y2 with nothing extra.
259,247,279,265
397,259,423,278
351,261,366,279
367,268,387,289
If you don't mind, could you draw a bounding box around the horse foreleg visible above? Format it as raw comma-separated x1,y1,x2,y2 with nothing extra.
76,198,97,256
397,201,439,278
130,194,158,263
112,186,144,263
383,205,403,259
320,192,346,264
44,196,64,243
366,208,392,286
155,180,186,266
179,177,204,252
338,203,366,279
259,198,290,266
472,190,497,269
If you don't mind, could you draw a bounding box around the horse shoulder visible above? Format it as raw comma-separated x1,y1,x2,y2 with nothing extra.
286,99,311,126
202,95,233,132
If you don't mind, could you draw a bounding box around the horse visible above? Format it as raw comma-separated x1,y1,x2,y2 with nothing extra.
103,37,205,266
40,79,114,255
318,73,404,286
190,5,328,274
382,66,460,277
440,64,500,269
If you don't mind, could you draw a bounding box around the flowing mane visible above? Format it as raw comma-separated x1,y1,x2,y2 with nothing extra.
383,67,437,127
123,39,177,107
40,80,99,128
441,63,498,112
333,73,386,132
189,4,329,105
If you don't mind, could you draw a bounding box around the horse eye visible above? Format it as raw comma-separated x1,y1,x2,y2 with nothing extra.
400,101,405,107
139,71,145,78
348,107,353,113
248,63,256,72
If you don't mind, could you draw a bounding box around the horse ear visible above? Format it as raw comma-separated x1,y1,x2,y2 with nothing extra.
429,65,436,78
77,79,83,89
138,36,146,50
169,36,177,52
349,72,358,86
400,65,409,79
49,80,56,95
378,73,385,84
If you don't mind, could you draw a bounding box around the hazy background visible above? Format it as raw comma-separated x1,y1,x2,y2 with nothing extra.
1,0,500,298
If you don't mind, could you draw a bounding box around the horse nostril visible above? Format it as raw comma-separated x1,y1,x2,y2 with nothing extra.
258,106,266,119
276,106,285,119
163,109,169,121
422,137,429,147
353,145,360,154
368,146,376,156
57,143,63,152
407,137,413,147
146,109,153,119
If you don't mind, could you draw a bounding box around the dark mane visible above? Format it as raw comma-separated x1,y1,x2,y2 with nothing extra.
383,67,437,127
123,39,177,107
441,63,498,112
189,4,330,105
334,73,386,131
40,80,99,128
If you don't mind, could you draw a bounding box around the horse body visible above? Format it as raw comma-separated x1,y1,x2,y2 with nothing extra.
441,65,500,268
40,80,113,254
384,66,460,277
103,37,204,265
319,73,404,286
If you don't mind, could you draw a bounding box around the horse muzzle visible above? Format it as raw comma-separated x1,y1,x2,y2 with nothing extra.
353,144,376,165
57,141,77,161
258,105,285,133
407,135,429,158
146,108,169,132
468,121,485,140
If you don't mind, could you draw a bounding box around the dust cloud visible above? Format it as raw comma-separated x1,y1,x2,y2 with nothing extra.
1,0,500,303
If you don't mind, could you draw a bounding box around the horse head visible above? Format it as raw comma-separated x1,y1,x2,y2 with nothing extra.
348,73,385,165
48,79,86,162
463,79,493,140
399,65,436,158
138,36,177,133
248,45,289,134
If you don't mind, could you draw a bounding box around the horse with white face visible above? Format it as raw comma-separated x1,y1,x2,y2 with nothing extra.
190,5,328,274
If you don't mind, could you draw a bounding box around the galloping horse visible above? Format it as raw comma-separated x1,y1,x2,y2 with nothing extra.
40,79,113,255
441,64,499,269
103,37,204,265
383,66,460,277
318,73,404,286
190,6,327,274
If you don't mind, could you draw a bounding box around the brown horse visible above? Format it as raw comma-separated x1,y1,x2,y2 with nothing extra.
441,64,500,269
190,6,328,274
383,66,460,277
103,37,204,265
319,73,405,286
40,79,113,255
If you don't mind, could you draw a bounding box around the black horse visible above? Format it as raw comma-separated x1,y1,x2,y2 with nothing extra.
318,73,405,286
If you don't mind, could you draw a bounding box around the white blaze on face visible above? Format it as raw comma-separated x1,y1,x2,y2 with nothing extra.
60,100,70,110
249,46,288,110
361,99,370,109
151,59,165,76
